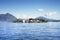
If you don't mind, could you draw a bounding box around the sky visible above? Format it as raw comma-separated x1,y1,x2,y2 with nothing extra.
0,0,60,19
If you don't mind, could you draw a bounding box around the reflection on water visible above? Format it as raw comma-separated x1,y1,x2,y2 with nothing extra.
0,22,60,40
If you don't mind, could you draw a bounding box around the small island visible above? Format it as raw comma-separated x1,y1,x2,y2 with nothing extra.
13,18,48,23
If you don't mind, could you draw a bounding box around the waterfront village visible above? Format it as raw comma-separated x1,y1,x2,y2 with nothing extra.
13,18,48,23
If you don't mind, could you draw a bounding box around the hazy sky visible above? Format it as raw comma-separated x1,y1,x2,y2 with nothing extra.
0,0,60,19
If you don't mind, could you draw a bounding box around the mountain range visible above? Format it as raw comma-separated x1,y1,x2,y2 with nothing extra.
0,13,60,22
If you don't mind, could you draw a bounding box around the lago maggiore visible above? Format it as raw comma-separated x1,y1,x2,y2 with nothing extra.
0,22,60,40
0,0,60,40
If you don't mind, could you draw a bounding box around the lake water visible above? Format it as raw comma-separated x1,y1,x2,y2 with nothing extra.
0,22,60,40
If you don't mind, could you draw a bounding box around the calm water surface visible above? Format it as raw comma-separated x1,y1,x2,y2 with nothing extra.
0,22,60,40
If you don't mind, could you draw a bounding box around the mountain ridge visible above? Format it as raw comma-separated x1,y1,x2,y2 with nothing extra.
0,13,60,22
0,13,17,22
35,16,60,22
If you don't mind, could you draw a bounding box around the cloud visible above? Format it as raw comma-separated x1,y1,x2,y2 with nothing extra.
36,8,60,19
13,14,30,19
13,14,21,18
46,12,56,17
37,9,44,12
45,11,60,19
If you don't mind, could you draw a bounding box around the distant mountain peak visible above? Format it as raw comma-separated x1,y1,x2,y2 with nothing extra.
36,16,60,22
6,13,10,15
0,13,17,22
